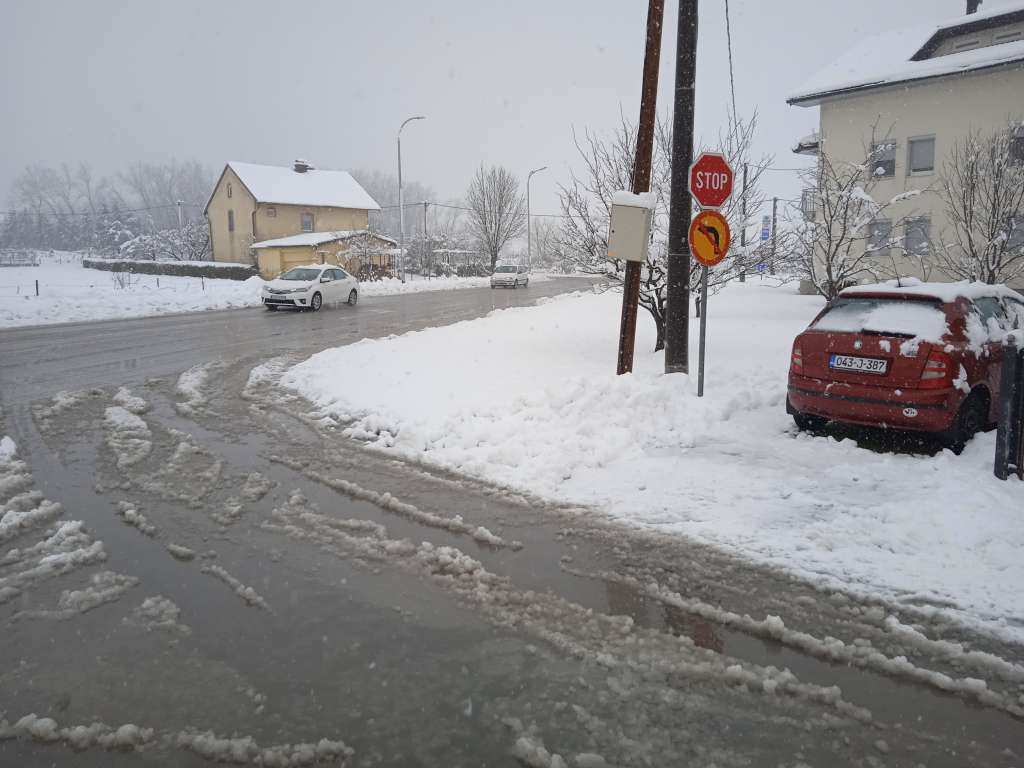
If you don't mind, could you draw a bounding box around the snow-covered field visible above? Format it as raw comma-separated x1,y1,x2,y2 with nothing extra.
0,254,550,329
282,281,1024,644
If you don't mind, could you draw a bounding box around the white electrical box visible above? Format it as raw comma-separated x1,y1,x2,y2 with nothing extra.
607,196,654,263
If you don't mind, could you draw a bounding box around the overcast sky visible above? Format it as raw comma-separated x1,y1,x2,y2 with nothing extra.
0,0,1001,222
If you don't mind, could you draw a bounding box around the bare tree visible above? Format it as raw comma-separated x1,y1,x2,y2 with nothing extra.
351,168,433,240
936,124,1024,284
465,165,526,270
557,112,770,351
787,129,924,299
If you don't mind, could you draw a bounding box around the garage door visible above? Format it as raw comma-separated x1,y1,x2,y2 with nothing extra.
280,248,314,272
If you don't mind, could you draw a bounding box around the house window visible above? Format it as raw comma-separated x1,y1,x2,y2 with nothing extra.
904,217,931,257
1008,216,1024,250
867,219,892,256
301,213,314,232
871,141,896,177
227,183,233,199
228,209,235,233
1010,127,1024,166
908,137,935,175
266,207,277,218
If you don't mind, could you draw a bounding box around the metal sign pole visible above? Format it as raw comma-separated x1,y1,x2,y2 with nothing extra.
697,265,709,397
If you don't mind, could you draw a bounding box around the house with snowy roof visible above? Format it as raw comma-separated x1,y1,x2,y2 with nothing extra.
204,159,382,275
788,1,1024,289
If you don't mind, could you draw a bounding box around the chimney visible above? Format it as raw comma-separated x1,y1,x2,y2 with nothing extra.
293,159,312,173
967,0,982,14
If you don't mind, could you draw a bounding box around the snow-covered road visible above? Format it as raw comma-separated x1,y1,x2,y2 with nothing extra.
283,281,1024,647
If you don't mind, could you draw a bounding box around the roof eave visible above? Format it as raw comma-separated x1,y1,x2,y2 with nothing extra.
787,55,1024,107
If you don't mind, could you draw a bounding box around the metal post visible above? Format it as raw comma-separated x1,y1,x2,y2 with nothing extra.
176,200,184,231
697,266,708,396
770,195,778,275
616,0,665,376
423,201,429,279
527,166,547,272
397,115,426,284
35,279,39,297
995,334,1024,480
739,162,748,283
664,0,699,375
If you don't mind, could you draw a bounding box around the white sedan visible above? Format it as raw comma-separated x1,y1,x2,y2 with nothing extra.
262,265,359,311
490,265,529,289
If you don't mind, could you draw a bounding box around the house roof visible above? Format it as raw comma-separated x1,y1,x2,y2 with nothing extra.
788,2,1024,106
251,230,397,249
220,161,381,211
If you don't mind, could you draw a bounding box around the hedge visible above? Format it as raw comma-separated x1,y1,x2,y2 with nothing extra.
83,258,257,281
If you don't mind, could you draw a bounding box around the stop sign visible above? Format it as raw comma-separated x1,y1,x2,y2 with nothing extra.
688,152,734,209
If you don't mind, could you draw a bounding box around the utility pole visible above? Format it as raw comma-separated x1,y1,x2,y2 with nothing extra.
770,195,778,275
664,0,699,375
739,163,748,283
423,201,429,280
397,115,426,284
527,166,547,271
616,0,665,376
175,200,184,231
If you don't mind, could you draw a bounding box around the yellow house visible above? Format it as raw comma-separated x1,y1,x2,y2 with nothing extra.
204,159,381,272
251,230,399,279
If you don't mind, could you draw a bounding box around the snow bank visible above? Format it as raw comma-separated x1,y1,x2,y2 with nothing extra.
282,282,1024,643
0,254,555,329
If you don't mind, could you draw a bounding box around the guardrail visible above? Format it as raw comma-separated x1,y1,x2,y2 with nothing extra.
994,332,1024,481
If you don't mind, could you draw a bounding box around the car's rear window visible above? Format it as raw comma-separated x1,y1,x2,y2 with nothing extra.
812,297,949,340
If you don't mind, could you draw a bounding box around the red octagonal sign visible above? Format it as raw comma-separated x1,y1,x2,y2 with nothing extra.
688,152,734,209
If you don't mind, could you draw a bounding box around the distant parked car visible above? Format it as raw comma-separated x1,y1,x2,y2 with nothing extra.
262,265,359,311
787,281,1024,450
490,265,529,289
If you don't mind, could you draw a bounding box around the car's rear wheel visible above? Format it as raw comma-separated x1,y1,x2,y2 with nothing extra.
265,304,277,311
310,292,322,312
792,411,828,433
943,391,986,454
348,289,358,306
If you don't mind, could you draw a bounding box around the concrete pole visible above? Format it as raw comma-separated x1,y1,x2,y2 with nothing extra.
527,166,547,271
397,116,425,284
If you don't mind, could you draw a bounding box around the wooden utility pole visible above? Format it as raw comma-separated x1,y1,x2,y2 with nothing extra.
664,0,699,374
739,162,748,283
616,0,665,376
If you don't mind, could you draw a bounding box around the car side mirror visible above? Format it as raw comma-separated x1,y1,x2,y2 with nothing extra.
320,276,331,283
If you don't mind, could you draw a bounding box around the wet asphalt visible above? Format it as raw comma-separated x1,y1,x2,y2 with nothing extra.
1,279,1023,767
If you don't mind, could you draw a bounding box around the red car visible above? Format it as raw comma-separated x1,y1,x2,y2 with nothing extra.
787,281,1024,450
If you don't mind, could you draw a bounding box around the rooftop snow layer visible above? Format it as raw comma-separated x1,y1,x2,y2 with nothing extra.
789,3,1024,104
251,230,396,249
227,162,381,211
842,278,1024,303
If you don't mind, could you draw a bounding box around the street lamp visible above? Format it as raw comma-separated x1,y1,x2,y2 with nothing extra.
526,166,547,271
397,115,426,283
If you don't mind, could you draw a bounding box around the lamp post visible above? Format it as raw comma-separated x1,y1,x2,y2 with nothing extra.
526,166,547,271
397,115,426,283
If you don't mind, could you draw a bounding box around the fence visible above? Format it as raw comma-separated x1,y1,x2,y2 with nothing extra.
994,332,1024,481
0,250,41,267
82,258,256,281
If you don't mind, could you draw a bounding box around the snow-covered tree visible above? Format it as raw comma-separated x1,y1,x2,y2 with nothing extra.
465,165,526,270
557,112,770,351
936,124,1024,284
119,221,211,261
787,132,924,300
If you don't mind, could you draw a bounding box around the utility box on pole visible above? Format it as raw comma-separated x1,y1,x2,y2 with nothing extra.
608,192,655,264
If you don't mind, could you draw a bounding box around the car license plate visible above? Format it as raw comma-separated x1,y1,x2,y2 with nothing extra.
829,354,888,375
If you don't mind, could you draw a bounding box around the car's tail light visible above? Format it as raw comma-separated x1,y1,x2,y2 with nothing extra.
791,341,804,371
920,350,953,389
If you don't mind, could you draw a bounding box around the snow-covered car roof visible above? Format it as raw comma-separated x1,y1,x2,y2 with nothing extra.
841,278,1024,303
788,3,1024,105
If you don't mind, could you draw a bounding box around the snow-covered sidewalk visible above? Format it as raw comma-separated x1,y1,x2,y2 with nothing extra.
282,282,1024,644
0,254,551,329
